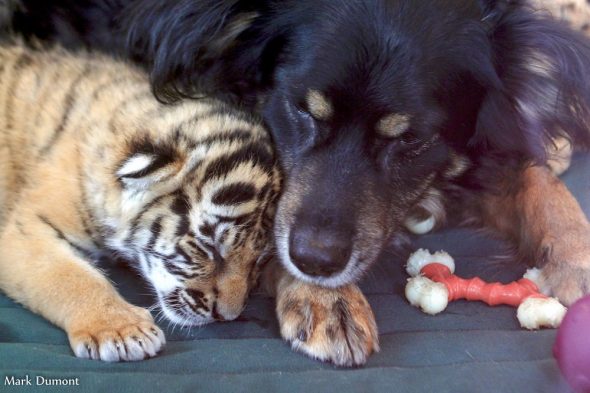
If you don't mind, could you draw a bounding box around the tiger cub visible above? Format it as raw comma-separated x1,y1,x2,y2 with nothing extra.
0,44,280,361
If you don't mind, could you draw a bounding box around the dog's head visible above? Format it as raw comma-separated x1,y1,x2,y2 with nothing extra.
122,0,590,286
260,1,486,285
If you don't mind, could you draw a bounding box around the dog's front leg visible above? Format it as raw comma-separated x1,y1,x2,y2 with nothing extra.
260,260,379,366
475,164,590,306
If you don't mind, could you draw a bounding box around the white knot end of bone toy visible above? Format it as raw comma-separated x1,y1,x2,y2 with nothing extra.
404,249,567,330
406,248,455,277
517,296,567,330
405,276,449,315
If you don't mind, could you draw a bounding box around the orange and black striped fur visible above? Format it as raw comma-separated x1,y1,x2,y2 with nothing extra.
0,44,280,361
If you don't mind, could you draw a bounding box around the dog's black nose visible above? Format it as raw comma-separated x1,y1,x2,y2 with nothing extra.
289,226,351,277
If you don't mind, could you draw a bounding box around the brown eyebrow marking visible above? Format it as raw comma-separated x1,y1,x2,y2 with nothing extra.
376,113,411,138
306,89,333,120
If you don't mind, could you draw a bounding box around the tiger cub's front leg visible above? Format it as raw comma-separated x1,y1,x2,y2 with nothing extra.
0,211,165,361
261,261,379,366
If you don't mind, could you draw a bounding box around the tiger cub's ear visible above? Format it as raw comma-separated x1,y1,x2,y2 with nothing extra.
117,138,182,189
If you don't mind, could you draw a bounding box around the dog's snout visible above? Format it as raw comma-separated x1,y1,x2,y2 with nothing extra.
289,225,351,277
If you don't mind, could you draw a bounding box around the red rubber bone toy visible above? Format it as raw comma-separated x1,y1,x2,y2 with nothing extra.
405,249,567,329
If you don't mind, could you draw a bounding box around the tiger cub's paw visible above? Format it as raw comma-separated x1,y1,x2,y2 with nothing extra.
67,302,165,362
276,282,379,367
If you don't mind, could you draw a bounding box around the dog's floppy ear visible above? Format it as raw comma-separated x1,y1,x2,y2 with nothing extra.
124,0,282,106
471,1,590,161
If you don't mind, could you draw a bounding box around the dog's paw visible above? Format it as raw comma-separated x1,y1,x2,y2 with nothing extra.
538,264,590,307
67,302,165,362
535,234,590,306
276,281,379,367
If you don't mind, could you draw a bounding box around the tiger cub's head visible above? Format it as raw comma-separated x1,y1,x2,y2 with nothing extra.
94,105,280,326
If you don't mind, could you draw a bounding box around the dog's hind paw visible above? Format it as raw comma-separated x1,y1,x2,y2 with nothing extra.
535,233,590,306
276,280,379,367
538,265,590,307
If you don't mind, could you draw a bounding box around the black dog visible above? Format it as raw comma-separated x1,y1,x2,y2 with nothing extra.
6,0,590,365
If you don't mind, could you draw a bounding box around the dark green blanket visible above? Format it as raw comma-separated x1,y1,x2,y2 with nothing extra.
3,155,589,393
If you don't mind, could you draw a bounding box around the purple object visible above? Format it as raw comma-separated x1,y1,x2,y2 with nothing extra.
554,295,590,393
